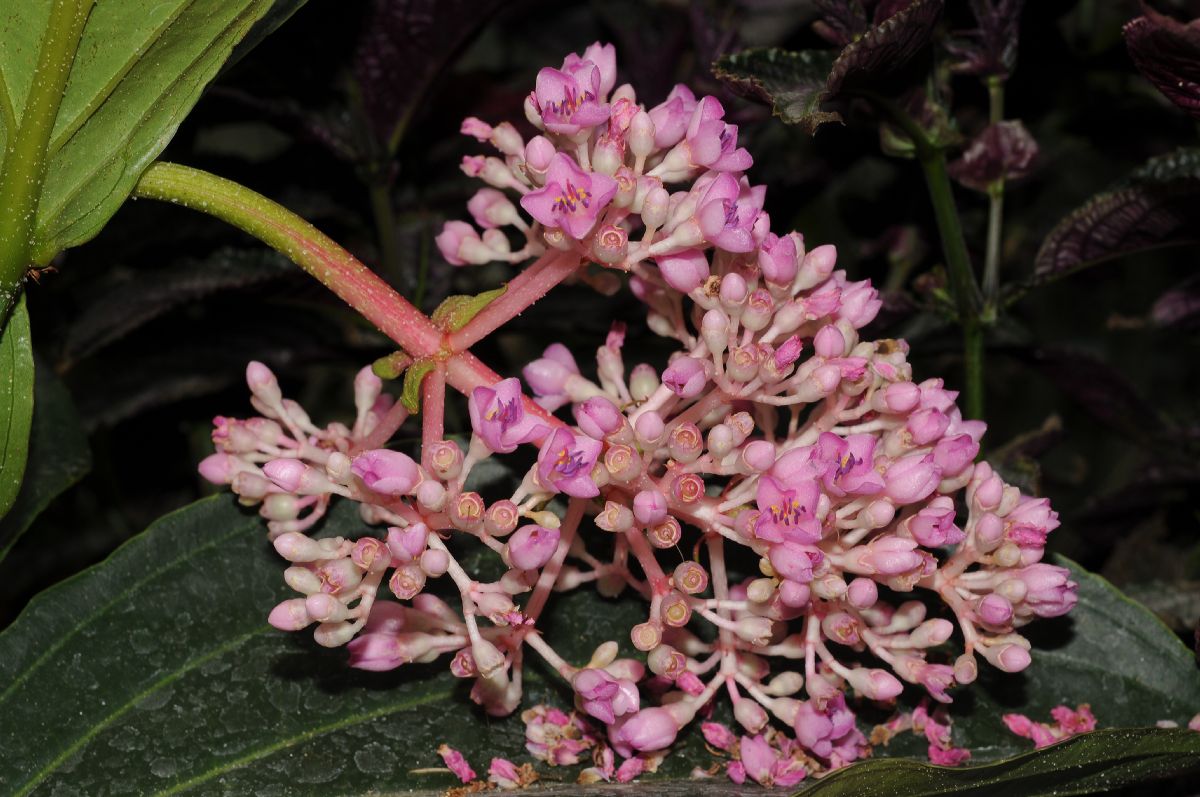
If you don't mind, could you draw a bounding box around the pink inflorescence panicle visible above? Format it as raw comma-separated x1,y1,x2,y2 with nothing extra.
202,42,1077,783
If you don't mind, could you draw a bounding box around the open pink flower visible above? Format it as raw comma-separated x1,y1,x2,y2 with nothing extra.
793,693,867,766
574,668,640,724
739,734,807,787
696,172,764,253
533,64,610,135
814,432,884,497
561,42,617,97
686,96,753,173
537,427,602,497
520,153,617,239
468,378,549,454
648,84,697,148
755,475,822,543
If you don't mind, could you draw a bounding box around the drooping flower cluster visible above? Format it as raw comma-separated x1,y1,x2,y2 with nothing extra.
202,42,1077,782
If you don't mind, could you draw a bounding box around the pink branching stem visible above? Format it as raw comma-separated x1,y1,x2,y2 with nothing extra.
356,399,410,453
422,363,447,458
706,534,737,678
525,497,586,621
449,251,583,352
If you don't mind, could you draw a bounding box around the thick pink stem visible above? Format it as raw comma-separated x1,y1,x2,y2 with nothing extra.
422,364,447,460
448,252,583,352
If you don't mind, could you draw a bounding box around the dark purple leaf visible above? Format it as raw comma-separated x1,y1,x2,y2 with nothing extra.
713,48,844,135
946,0,1025,79
1024,346,1168,442
63,248,294,364
948,120,1038,192
813,0,870,46
1031,147,1200,285
1152,275,1200,329
1125,6,1200,118
714,0,942,136
986,415,1063,496
826,0,944,96
353,0,506,153
212,87,359,163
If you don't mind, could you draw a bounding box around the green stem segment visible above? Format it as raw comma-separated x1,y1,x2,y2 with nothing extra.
0,0,93,322
982,76,1007,313
864,91,986,419
133,162,444,358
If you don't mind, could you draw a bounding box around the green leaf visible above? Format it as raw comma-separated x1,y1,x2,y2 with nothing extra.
0,0,278,267
0,295,34,520
431,285,507,333
937,556,1200,761
0,496,660,795
2,491,1200,794
802,727,1200,796
400,359,435,414
714,48,842,134
1027,147,1200,293
0,357,89,562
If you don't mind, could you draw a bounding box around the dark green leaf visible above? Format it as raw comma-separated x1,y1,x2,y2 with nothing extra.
63,248,293,364
0,358,89,562
714,48,842,134
0,0,278,264
0,496,668,795
0,295,34,520
1029,148,1200,289
942,556,1200,761
802,727,1200,796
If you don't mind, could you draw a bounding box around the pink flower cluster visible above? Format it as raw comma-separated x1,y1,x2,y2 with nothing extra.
202,42,1078,783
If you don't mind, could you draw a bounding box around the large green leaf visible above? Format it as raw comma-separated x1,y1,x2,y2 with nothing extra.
3,488,1199,795
0,295,34,520
0,0,277,267
0,497,653,796
0,357,90,562
803,727,1200,796
936,556,1200,762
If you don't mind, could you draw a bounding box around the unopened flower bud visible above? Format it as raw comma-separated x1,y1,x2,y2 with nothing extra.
246,361,282,406
734,699,769,733
351,449,421,496
268,598,313,631
634,411,665,446
420,548,450,577
505,524,560,571
647,644,687,677
980,642,1032,673
846,577,878,609
633,489,668,525
595,500,635,532
846,667,904,701
765,671,804,696
473,638,507,678
735,616,775,645
668,422,703,462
